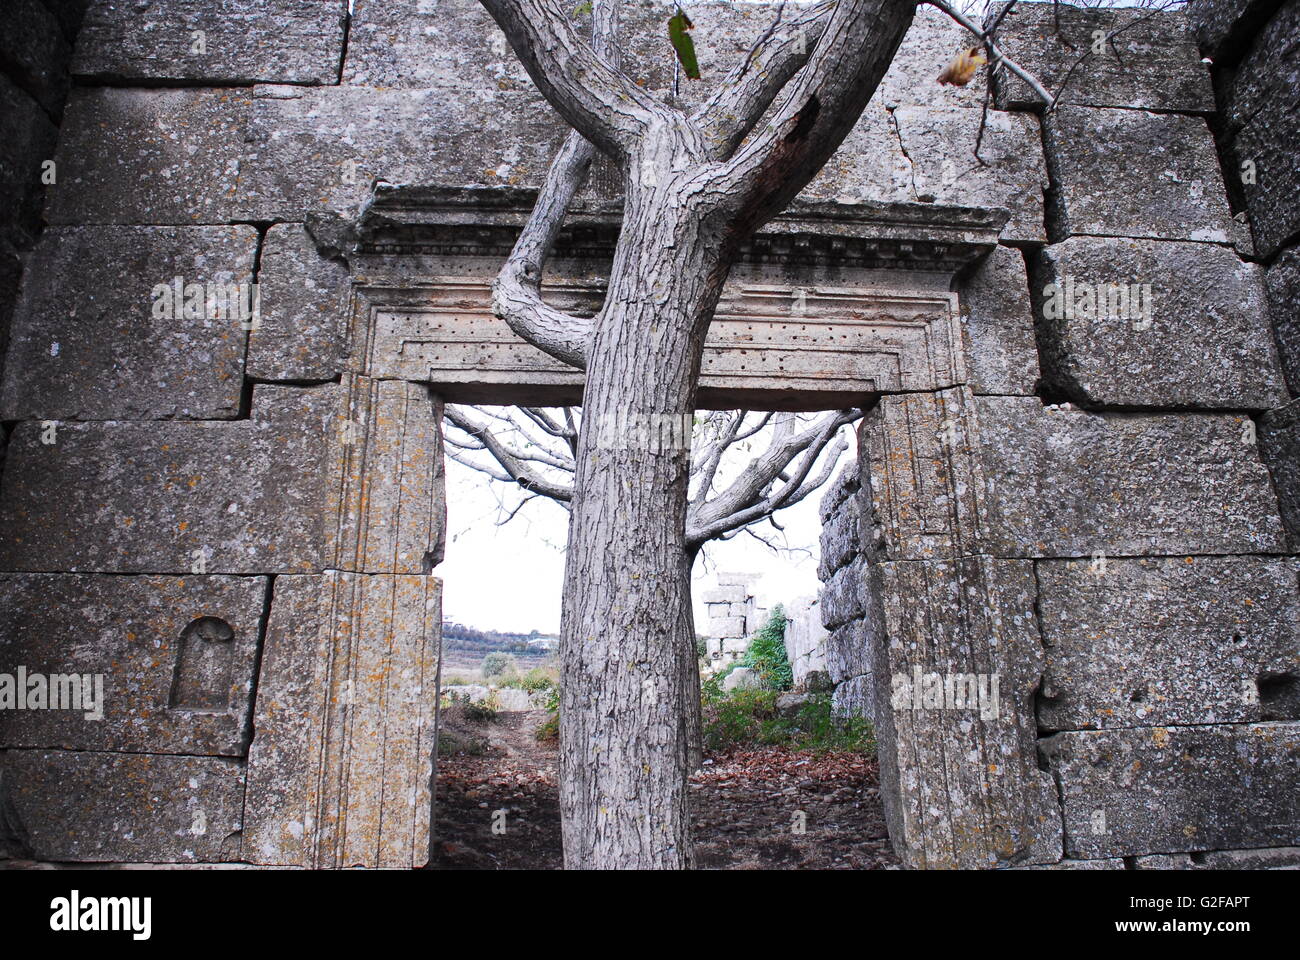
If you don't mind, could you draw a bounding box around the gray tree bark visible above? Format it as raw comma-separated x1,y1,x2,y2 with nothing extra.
478,0,917,869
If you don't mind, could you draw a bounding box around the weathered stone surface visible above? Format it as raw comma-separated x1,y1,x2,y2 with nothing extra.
0,384,334,574
1037,556,1300,730
869,557,1062,868
1266,247,1300,394
990,2,1214,112
1225,0,1300,131
889,106,1047,244
722,667,761,692
782,595,828,686
831,674,873,721
1042,723,1300,859
246,223,352,381
0,75,57,249
827,619,872,685
959,244,1040,396
0,225,256,420
74,0,347,84
234,85,563,221
1,0,72,116
818,462,860,523
1030,237,1287,409
48,87,249,225
820,557,865,630
41,0,92,43
817,494,861,580
1134,846,1300,869
1261,399,1300,551
1188,0,1282,58
0,574,267,755
976,396,1287,557
244,572,440,868
702,585,747,604
709,616,746,638
0,750,244,862
1015,858,1125,870
1043,107,1234,243
324,378,445,575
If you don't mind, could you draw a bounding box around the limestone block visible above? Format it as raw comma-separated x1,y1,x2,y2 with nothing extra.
0,573,268,755
975,396,1287,557
246,223,353,381
1037,556,1300,730
1261,399,1300,551
1134,846,1300,869
74,0,347,84
826,619,872,685
890,105,1048,244
1043,107,1233,243
48,87,249,225
782,595,828,686
818,462,860,523
817,498,860,581
1187,0,1279,57
324,378,446,574
0,384,335,574
715,572,758,588
244,572,440,869
870,557,1062,868
1,0,72,116
1225,0,1300,132
820,557,865,630
233,84,564,221
1030,237,1287,409
0,749,244,862
959,244,1040,396
721,639,749,656
831,674,874,721
0,225,257,420
989,3,1213,112
709,617,746,638
1041,723,1300,859
701,585,747,604
0,75,57,249
1265,247,1300,395
722,667,761,692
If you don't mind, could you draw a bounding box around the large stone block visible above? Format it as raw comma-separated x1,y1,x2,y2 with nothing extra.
1261,398,1300,550
976,396,1287,557
1266,247,1300,395
0,384,334,574
1188,0,1282,58
870,557,1062,868
701,585,747,604
1043,107,1234,243
1037,556,1300,730
826,618,872,685
1042,723,1300,859
820,557,865,630
243,572,440,869
233,84,564,221
0,225,256,420
1,0,73,116
958,244,1040,396
1030,237,1287,409
47,87,249,225
74,0,347,84
1225,0,1300,131
816,497,860,580
0,574,268,755
0,749,244,862
708,616,746,638
989,2,1214,112
886,105,1047,244
0,76,57,250
818,461,860,523
831,674,873,721
1134,846,1300,869
246,223,352,381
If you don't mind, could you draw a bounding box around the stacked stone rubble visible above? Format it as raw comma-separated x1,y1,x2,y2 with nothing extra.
817,465,875,721
701,573,761,667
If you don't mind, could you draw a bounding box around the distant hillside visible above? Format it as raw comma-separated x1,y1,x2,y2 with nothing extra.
442,621,558,656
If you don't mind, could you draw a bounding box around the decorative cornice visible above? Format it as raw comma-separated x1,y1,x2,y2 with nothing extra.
354,185,1009,273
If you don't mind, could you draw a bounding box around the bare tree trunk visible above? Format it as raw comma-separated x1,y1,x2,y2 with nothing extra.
559,134,727,868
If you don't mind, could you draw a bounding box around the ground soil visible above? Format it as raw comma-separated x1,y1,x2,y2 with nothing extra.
431,708,900,870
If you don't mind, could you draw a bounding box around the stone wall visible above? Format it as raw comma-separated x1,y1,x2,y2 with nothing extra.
0,0,1296,870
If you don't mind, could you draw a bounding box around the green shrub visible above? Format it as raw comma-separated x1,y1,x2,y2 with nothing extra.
481,652,517,680
743,605,792,691
535,684,561,741
700,689,875,754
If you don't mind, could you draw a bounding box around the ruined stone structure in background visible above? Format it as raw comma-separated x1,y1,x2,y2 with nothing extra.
701,573,765,669
0,0,1296,869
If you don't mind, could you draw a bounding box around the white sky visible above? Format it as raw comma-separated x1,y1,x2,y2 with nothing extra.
438,416,852,635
